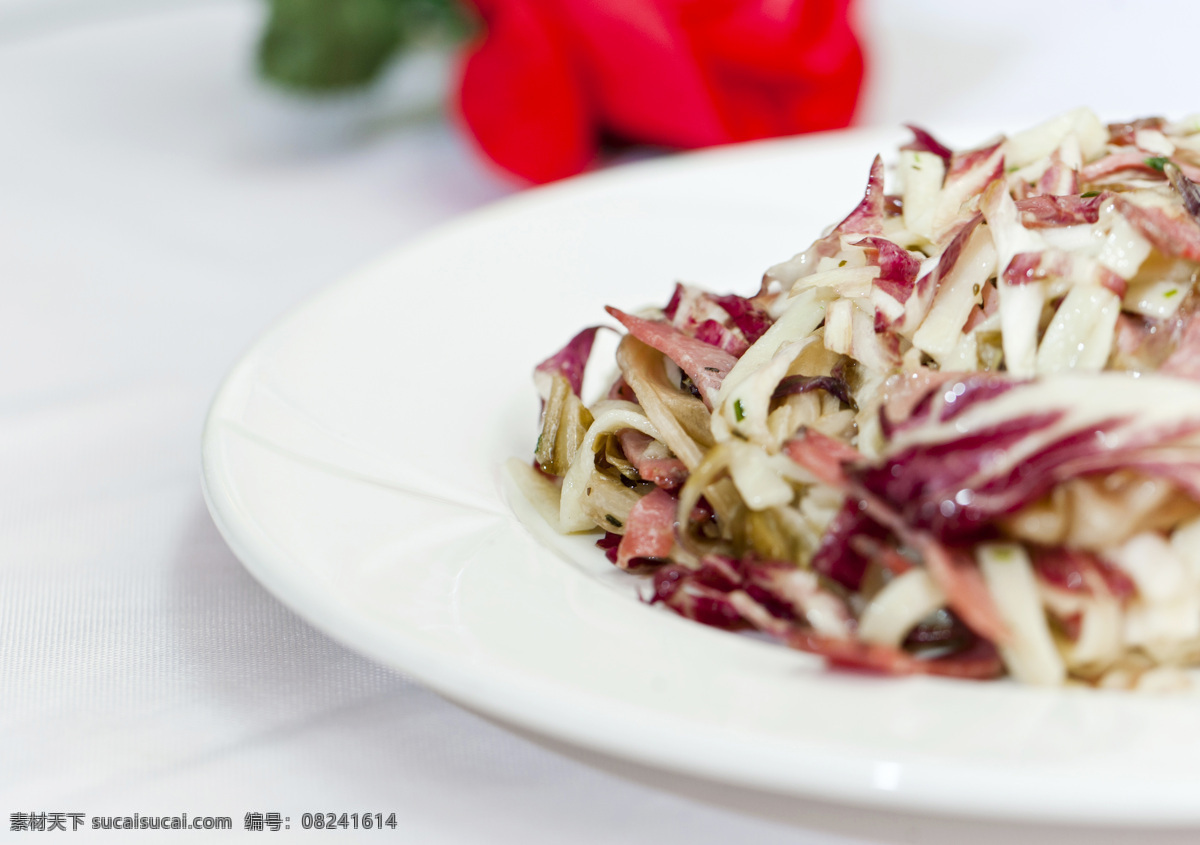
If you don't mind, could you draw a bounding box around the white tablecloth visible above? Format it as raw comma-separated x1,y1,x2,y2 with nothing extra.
4,1,1199,841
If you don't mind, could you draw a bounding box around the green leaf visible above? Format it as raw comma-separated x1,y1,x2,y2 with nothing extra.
258,0,470,92
1145,156,1170,172
733,398,746,422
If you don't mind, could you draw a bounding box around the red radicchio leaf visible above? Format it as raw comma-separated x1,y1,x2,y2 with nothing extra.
595,531,621,563
616,487,677,569
947,141,1005,183
1080,151,1169,184
709,293,774,345
606,306,737,408
1161,314,1200,381
899,214,983,333
686,555,744,593
737,560,809,621
650,553,1003,677
934,375,1022,424
1002,249,1127,296
1031,547,1137,601
875,370,968,440
857,373,1200,548
1002,252,1043,286
781,428,861,486
901,123,953,167
853,236,921,304
832,155,886,236
783,429,1012,645
1112,195,1200,263
849,534,914,576
855,411,1064,543
663,285,772,357
786,628,1004,679
1015,194,1104,228
607,376,638,402
535,326,602,397
693,318,747,356
649,565,745,630
1107,117,1165,146
903,608,973,649
662,283,685,321
771,374,856,409
617,429,688,490
809,498,891,590
962,280,1000,334
931,214,983,279
1164,161,1200,222
1032,149,1080,197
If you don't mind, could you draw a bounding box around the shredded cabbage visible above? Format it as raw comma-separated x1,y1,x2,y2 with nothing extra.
518,110,1200,688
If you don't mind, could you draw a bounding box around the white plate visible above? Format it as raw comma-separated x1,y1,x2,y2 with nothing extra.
202,127,1200,826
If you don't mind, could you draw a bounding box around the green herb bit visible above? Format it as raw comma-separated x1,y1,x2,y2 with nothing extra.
733,399,746,422
604,514,623,528
1080,191,1101,198
1164,288,1180,298
1146,156,1170,172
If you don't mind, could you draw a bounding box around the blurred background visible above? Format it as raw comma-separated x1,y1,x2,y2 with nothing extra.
4,1,1200,842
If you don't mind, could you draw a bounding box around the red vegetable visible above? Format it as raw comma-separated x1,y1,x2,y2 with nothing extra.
456,0,865,183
